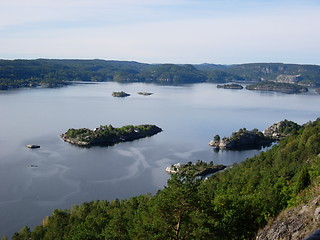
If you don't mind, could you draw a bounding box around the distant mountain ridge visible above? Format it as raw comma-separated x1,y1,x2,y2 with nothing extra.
1,59,320,89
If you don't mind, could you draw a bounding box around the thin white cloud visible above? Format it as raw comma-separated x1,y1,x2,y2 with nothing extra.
0,0,319,63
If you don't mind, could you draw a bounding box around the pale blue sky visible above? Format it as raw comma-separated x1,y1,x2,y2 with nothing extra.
1,0,319,64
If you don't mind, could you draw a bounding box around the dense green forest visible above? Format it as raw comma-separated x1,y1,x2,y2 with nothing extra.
10,118,320,239
1,59,320,90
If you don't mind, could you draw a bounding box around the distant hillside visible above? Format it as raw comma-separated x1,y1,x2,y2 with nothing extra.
223,63,320,86
0,59,206,89
1,59,320,89
193,63,229,71
195,62,320,86
141,64,207,84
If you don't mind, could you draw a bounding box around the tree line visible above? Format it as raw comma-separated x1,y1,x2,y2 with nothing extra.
1,59,320,90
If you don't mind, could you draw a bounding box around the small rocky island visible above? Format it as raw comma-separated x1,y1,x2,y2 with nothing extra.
166,160,226,178
26,144,40,149
138,92,153,96
112,91,130,97
246,81,308,94
61,124,162,147
217,83,244,89
209,119,301,150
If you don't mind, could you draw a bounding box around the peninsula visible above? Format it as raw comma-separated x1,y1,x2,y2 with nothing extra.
61,124,162,147
165,160,226,178
246,81,308,94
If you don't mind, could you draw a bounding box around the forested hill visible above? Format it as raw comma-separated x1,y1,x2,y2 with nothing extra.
1,59,320,89
222,63,320,85
10,118,320,239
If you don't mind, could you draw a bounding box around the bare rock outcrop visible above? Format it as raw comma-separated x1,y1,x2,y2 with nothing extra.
275,74,302,84
256,188,320,240
263,120,301,139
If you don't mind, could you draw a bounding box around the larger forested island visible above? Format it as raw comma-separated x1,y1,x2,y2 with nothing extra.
61,124,162,147
246,81,308,93
1,59,320,90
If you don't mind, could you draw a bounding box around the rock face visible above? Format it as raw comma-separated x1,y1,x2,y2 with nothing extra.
275,74,302,84
209,129,273,150
165,163,181,174
61,124,162,147
256,193,320,240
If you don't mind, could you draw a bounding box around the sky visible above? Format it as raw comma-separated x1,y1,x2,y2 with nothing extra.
1,0,320,64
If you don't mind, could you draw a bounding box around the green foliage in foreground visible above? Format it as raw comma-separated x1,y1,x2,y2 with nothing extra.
11,119,320,239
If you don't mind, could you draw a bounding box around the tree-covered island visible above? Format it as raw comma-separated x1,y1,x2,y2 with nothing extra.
209,120,301,150
112,91,130,97
209,128,274,150
61,124,162,147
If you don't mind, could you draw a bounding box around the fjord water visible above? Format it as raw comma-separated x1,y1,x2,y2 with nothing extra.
0,82,319,237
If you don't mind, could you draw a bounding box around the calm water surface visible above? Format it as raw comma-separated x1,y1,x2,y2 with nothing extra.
0,82,319,237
